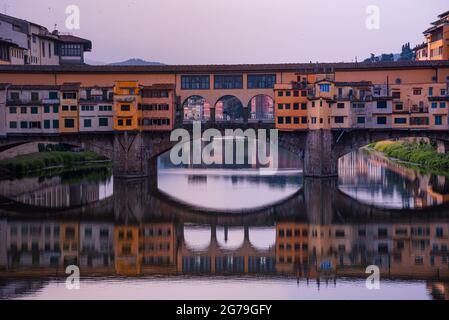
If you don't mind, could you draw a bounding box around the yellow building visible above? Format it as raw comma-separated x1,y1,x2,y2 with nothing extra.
59,83,81,133
113,81,141,131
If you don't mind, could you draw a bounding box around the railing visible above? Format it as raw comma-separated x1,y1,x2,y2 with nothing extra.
410,106,429,113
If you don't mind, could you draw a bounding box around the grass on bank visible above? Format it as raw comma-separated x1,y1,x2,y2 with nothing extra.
368,140,449,172
0,151,109,175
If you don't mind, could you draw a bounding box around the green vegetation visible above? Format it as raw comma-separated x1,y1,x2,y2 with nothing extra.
0,151,110,176
369,140,449,172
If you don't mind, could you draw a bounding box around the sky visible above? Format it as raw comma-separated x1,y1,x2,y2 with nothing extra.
0,0,447,64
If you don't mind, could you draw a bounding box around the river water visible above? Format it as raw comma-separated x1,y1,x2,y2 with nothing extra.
0,148,448,300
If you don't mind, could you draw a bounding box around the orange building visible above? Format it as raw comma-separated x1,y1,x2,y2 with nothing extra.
274,82,309,130
113,81,141,131
140,84,177,131
59,82,80,133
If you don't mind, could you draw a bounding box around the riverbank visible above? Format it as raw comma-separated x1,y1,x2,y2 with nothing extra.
367,140,449,174
0,151,110,177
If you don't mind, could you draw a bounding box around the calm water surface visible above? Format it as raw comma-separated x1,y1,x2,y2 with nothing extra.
0,148,449,300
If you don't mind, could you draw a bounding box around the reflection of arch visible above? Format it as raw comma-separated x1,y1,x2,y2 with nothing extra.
182,95,211,122
247,95,274,122
216,227,244,250
183,225,211,251
215,95,244,122
248,227,276,250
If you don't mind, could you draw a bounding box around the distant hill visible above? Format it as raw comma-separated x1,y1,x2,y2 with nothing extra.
107,58,165,66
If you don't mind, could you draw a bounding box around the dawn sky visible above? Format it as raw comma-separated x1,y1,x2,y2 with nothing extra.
0,0,447,64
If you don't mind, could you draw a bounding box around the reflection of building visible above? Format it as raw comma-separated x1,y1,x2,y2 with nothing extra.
140,223,177,273
61,223,79,266
0,219,7,269
114,225,140,275
79,223,114,270
183,95,210,121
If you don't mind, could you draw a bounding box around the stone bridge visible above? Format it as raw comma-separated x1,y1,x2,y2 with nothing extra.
1,125,449,178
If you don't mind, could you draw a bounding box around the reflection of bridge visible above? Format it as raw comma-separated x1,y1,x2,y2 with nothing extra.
1,127,449,178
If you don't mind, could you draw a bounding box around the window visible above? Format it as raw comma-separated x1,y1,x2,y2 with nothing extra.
53,105,59,113
20,107,27,114
301,117,307,124
395,103,404,111
377,101,387,109
214,75,243,89
121,104,131,112
311,117,317,124
84,119,92,128
392,91,401,99
278,104,283,110
410,117,429,125
70,105,77,111
81,105,94,111
247,74,276,89
435,115,443,125
431,102,438,109
337,103,345,109
118,119,124,126
43,120,50,129
181,75,210,89
293,103,299,110
413,89,422,95
53,120,59,129
285,103,291,110
9,121,17,129
285,116,291,124
286,91,291,97
394,117,407,124
440,102,446,108
60,44,82,56
44,105,50,113
62,92,77,99
99,105,112,111
9,107,16,114
31,92,39,101
319,84,330,92
31,107,38,114
277,91,284,97
99,118,109,127
293,91,299,97
377,116,387,125
301,103,307,110
293,117,299,124
64,119,75,128
277,117,284,124
9,92,19,101
126,119,132,126
334,116,344,124
20,121,27,129
428,87,433,96
357,117,365,124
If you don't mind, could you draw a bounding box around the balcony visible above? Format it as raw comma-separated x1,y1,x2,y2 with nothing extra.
114,96,135,103
410,106,429,113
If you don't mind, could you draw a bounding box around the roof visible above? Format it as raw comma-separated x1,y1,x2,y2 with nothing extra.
1,60,449,75
0,38,19,47
413,43,427,51
60,82,81,91
438,10,449,18
58,35,92,51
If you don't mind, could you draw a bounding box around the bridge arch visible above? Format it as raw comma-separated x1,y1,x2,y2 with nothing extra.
215,95,244,122
247,94,274,122
182,95,211,122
